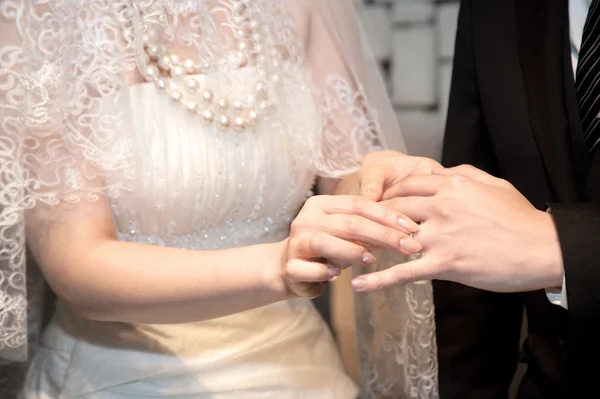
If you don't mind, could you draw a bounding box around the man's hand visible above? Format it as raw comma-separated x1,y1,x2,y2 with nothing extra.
357,151,442,202
351,165,565,293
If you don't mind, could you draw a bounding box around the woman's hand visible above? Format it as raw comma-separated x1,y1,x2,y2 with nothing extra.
357,151,442,201
280,195,421,298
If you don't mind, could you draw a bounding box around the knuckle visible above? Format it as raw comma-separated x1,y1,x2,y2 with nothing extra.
352,197,369,214
290,217,306,233
363,152,375,163
432,201,452,218
309,232,327,253
303,195,322,209
344,215,360,234
383,209,396,225
447,175,464,189
382,228,398,247
497,178,512,188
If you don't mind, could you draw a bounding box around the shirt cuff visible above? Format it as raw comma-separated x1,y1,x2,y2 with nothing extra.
545,275,568,309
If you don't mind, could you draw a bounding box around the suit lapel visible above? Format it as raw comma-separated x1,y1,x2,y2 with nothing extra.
516,0,584,202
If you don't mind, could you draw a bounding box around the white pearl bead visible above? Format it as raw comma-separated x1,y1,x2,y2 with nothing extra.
155,78,167,90
171,65,184,78
170,89,183,102
233,2,246,14
258,101,268,111
169,54,181,65
271,74,280,83
255,80,266,92
233,116,246,132
238,41,249,51
158,55,171,70
123,28,134,39
202,89,214,103
218,115,231,129
249,19,259,29
186,78,199,90
201,62,211,73
183,58,196,73
247,110,258,124
146,65,159,79
145,28,157,42
217,98,229,110
238,28,251,39
232,100,243,111
251,32,261,42
253,44,263,54
147,45,162,60
201,109,214,123
235,15,249,24
186,101,198,113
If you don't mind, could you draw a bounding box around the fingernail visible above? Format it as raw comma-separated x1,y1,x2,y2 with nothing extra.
398,217,419,233
400,238,422,253
327,266,341,278
361,189,372,197
362,251,375,264
351,276,367,291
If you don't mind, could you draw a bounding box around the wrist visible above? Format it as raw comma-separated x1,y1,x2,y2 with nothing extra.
262,239,294,300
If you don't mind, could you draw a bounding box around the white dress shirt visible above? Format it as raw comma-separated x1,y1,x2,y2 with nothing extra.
545,0,591,309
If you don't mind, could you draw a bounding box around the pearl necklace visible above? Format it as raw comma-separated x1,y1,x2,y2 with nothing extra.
136,1,271,132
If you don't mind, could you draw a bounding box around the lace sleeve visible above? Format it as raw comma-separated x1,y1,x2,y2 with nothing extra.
302,0,407,178
0,0,140,365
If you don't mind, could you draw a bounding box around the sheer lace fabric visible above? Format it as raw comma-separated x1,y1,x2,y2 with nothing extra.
0,0,437,397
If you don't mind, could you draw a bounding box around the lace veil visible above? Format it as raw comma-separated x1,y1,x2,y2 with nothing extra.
0,0,437,396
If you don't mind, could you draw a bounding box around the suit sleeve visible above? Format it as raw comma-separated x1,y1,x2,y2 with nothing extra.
549,201,600,391
433,1,525,397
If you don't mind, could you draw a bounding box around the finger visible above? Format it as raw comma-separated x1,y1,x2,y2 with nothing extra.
286,259,340,283
381,174,447,200
379,197,433,223
432,164,497,185
324,214,422,255
297,233,377,267
322,196,419,234
357,167,386,202
350,256,440,292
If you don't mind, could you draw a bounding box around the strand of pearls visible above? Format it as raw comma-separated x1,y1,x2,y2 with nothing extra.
135,1,272,132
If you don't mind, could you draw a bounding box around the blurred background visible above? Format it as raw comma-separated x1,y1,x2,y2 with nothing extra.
355,0,460,161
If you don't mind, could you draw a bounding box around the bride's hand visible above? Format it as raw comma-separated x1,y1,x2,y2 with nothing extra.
280,195,421,298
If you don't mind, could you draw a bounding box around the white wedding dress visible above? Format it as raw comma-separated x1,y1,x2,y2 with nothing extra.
21,68,357,398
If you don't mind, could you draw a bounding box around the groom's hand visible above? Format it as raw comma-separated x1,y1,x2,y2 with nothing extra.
351,165,565,293
357,151,442,202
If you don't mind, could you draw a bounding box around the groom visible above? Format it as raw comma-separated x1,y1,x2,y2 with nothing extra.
352,0,600,397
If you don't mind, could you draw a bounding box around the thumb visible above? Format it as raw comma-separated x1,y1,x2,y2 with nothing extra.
351,256,439,292
357,167,386,202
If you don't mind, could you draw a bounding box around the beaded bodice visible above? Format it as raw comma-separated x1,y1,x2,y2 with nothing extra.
112,66,317,250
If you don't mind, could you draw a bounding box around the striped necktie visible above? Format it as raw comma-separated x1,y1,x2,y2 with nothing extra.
576,0,600,152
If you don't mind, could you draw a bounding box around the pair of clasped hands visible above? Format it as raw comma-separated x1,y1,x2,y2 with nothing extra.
282,151,564,298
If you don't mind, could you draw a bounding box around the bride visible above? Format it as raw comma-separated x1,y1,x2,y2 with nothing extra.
0,0,437,397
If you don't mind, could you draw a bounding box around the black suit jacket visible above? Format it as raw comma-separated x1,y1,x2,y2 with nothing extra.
438,0,600,397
